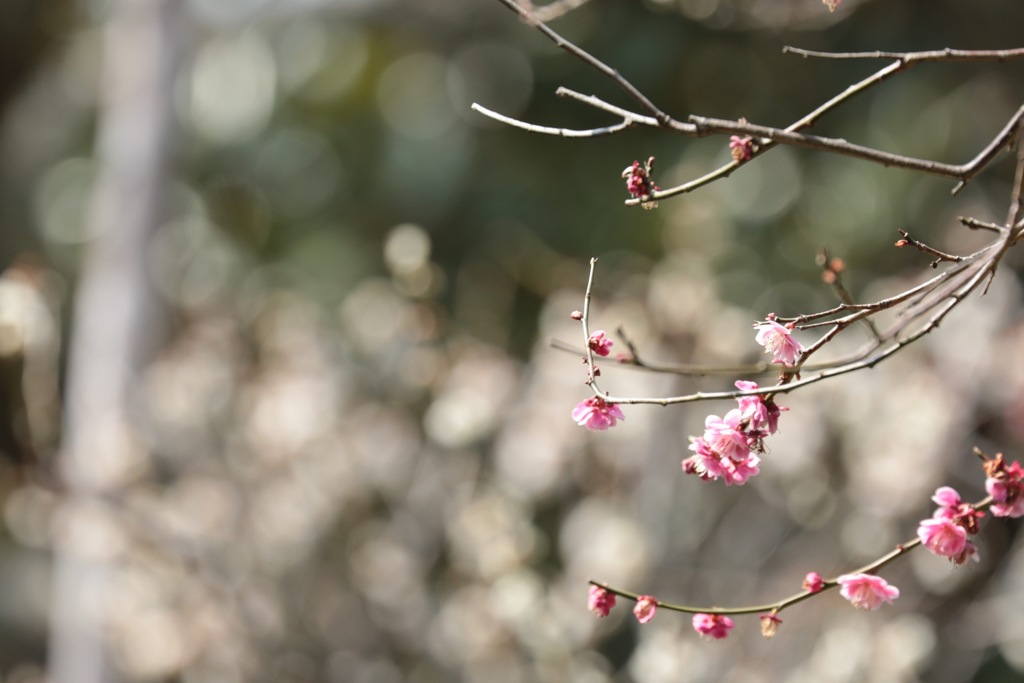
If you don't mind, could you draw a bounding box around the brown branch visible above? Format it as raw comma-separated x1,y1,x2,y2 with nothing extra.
896,228,964,267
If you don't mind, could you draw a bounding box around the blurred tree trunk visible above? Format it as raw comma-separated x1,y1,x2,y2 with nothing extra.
47,1,182,682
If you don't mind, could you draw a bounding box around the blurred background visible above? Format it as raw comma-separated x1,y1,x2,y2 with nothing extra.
0,0,1023,681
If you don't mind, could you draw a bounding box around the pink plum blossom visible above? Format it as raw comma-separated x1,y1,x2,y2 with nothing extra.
734,380,785,435
633,595,657,624
837,573,899,610
803,571,824,593
588,330,614,357
588,585,616,617
623,158,660,208
682,437,760,486
953,540,980,565
692,613,734,640
823,0,842,11
703,409,751,462
917,517,968,560
572,397,625,431
927,485,984,534
754,319,804,367
932,486,962,509
986,459,1024,518
725,453,761,486
683,437,731,482
729,135,753,161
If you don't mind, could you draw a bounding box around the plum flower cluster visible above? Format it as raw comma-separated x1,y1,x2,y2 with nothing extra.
917,486,983,564
682,380,785,485
622,156,659,209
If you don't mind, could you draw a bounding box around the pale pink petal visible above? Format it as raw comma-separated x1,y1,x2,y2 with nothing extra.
837,573,899,610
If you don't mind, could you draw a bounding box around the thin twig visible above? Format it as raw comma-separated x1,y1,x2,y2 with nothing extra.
782,46,1024,62
490,0,671,125
471,102,637,138
589,496,993,617
523,0,593,23
896,228,964,267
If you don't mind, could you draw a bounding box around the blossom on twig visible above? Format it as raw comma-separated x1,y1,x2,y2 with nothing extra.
622,157,660,209
760,612,783,639
572,397,625,431
917,485,983,563
692,613,734,639
984,456,1024,518
734,380,784,435
754,319,804,367
588,330,614,357
633,595,657,624
918,518,969,560
803,571,824,593
837,574,899,610
729,135,754,161
588,585,616,617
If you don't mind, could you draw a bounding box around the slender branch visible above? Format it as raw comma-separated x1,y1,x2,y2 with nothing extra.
590,496,994,618
580,257,601,390
1007,141,1024,232
471,102,637,138
782,46,1024,62
896,228,964,267
489,0,671,124
586,250,999,406
523,0,593,23
959,216,1005,233
480,0,1024,205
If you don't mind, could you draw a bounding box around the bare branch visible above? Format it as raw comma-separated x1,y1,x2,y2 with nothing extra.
524,0,594,23
471,102,636,137
782,46,1024,62
489,0,671,124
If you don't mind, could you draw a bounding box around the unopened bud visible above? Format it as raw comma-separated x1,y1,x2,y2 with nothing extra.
571,310,583,320
760,613,783,639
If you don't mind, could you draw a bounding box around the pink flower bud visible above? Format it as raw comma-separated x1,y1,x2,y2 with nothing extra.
633,595,657,624
802,572,824,593
760,613,782,639
588,585,616,617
